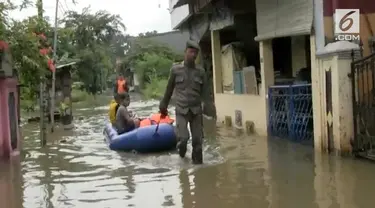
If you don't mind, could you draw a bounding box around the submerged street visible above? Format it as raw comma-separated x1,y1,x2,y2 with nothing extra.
1,95,375,208
2,0,374,207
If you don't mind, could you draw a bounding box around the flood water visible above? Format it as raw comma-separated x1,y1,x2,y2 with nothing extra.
2,94,375,208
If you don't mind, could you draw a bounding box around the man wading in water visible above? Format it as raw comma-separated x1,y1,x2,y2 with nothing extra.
159,40,214,164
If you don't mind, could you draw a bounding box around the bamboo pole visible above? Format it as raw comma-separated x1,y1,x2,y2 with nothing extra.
37,0,47,146
50,0,59,132
39,79,46,146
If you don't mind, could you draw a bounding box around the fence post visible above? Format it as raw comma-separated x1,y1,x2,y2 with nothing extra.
267,87,272,135
288,85,294,140
39,78,47,146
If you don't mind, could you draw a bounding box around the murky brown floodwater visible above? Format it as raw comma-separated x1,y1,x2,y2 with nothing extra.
2,94,375,208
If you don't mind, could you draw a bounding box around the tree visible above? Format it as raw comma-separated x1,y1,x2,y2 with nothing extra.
134,52,174,87
122,38,182,68
1,1,54,101
1,1,129,102
63,7,128,94
138,30,158,37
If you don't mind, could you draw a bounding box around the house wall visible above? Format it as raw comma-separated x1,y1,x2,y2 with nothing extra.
175,0,360,155
211,30,275,135
146,31,190,54
212,28,309,135
0,78,21,158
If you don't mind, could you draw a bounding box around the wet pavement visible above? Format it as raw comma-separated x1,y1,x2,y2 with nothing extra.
2,94,375,208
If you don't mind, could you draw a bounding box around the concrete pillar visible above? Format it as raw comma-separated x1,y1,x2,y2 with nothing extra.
259,40,274,130
310,35,326,151
259,40,274,96
211,30,223,93
314,41,360,154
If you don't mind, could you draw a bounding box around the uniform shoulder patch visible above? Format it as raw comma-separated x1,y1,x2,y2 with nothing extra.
170,64,183,72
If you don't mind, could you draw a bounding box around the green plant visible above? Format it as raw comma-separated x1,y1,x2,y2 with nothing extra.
71,89,91,102
133,53,173,88
142,76,168,99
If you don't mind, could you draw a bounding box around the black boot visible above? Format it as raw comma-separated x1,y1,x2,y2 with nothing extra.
176,141,187,158
192,147,203,164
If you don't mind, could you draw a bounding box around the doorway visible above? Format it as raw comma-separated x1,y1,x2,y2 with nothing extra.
8,92,18,150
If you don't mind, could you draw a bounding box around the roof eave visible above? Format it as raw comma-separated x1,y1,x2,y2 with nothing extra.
173,0,189,9
173,14,193,30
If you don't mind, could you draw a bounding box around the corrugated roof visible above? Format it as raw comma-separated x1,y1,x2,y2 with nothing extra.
56,61,78,69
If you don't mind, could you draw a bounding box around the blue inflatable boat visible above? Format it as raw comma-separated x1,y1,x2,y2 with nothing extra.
103,123,177,153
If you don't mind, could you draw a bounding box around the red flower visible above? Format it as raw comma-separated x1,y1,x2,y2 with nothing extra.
48,59,55,72
39,33,47,41
0,40,9,51
39,48,49,56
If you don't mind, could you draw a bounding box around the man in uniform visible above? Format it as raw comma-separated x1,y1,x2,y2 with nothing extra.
159,40,214,164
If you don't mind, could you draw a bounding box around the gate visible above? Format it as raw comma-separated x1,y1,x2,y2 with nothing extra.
268,84,313,144
351,52,375,159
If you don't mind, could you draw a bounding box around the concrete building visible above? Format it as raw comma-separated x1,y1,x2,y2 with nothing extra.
128,30,189,90
144,31,190,55
170,0,375,158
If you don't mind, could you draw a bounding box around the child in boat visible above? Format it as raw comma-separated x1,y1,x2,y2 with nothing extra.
108,94,121,125
114,92,140,134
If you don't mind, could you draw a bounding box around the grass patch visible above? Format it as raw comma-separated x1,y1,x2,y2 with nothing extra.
71,89,112,108
141,78,168,99
20,99,37,111
71,89,92,103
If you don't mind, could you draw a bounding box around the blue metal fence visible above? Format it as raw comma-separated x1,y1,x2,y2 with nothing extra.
268,84,313,144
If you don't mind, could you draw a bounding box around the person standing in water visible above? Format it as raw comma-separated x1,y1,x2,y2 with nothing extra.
159,40,215,164
114,75,129,95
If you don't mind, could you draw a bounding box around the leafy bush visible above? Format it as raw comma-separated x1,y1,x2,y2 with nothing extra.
134,53,173,88
71,89,91,102
142,77,168,99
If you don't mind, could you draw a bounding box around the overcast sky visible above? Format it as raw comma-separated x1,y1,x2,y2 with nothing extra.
9,0,172,36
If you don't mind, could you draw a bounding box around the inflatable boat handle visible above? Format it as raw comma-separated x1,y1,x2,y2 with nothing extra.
154,120,160,135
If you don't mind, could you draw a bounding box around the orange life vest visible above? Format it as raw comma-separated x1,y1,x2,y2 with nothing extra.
139,113,174,127
139,119,152,127
117,79,126,93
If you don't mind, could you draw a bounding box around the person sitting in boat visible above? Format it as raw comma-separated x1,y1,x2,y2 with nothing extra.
108,94,121,125
114,92,141,134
